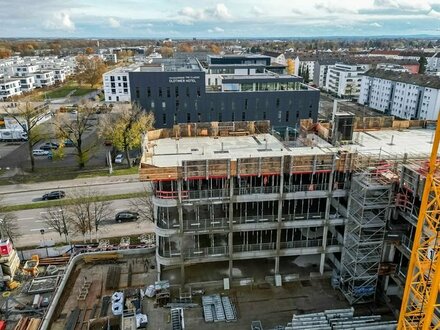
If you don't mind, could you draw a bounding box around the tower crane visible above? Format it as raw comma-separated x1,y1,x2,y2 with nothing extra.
399,112,440,329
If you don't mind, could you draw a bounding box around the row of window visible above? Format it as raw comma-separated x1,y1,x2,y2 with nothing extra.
160,110,309,125
143,86,201,99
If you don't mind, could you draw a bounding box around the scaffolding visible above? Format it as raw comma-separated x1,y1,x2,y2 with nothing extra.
340,173,392,304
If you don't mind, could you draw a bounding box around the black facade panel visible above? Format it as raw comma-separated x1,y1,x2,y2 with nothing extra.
129,71,319,128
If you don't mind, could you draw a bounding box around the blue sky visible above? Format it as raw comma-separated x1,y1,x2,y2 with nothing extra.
0,0,439,38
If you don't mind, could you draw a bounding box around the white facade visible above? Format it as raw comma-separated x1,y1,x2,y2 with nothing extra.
13,64,39,77
0,79,22,100
17,76,36,92
103,68,132,102
359,74,440,120
325,63,370,98
427,53,440,73
33,71,55,88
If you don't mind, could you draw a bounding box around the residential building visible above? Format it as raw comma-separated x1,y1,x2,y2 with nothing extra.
325,63,370,98
103,66,134,102
33,70,55,88
13,64,39,77
52,68,67,83
0,78,21,100
138,119,439,308
126,56,319,128
358,69,440,120
427,52,440,73
262,51,287,66
16,76,35,92
313,58,339,88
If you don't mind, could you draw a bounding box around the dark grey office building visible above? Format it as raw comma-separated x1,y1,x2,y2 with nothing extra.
129,55,320,128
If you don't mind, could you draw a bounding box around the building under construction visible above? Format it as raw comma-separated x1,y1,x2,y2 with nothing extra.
139,118,437,306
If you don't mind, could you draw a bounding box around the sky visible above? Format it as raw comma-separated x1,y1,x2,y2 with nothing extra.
0,0,439,38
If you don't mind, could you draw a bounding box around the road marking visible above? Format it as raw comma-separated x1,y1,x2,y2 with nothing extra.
17,217,34,221
30,227,53,232
40,211,48,214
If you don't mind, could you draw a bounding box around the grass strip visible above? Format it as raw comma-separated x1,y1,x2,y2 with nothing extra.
3,191,146,212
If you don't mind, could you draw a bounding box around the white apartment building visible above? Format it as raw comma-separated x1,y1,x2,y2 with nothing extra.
52,68,67,83
103,67,132,102
0,78,22,100
427,53,440,73
358,69,440,120
13,64,39,77
17,76,36,92
325,63,370,98
313,59,338,88
33,71,55,88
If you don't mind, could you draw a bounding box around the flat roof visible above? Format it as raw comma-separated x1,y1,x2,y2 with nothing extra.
146,128,438,168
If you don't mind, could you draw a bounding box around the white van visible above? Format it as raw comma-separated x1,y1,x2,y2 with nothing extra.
32,149,49,156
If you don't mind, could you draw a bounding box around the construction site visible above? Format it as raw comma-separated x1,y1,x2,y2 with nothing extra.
2,114,440,329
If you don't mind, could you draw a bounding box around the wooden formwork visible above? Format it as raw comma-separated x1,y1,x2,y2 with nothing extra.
183,159,230,179
139,164,181,181
284,154,335,173
237,157,282,176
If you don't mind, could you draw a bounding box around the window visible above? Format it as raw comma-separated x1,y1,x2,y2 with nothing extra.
123,76,127,81
198,113,201,122
162,114,166,125
197,87,201,97
167,87,170,98
175,86,179,97
208,78,211,85
278,111,282,122
276,98,280,108
147,87,151,97
135,87,140,99
151,101,155,109
296,111,299,118
286,111,289,122
187,113,191,123
242,112,246,121
186,87,190,97
263,112,266,120
162,101,166,109
176,99,180,110
244,99,248,110
232,112,235,121
159,87,162,97
218,112,222,122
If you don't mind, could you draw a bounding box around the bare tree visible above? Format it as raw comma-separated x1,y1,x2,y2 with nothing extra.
2,102,50,171
129,184,154,223
53,102,97,169
68,189,113,242
42,201,72,243
0,213,20,244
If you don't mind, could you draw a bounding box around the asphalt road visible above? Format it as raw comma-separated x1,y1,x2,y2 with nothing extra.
0,180,147,206
8,198,155,248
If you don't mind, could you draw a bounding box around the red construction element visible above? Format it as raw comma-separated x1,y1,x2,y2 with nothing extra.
0,239,13,256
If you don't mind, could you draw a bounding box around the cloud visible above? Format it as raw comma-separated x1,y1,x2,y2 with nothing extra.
370,22,382,27
251,6,264,16
108,17,120,28
428,9,440,17
212,3,231,20
208,26,224,33
314,2,357,14
43,12,75,31
178,7,205,20
373,0,432,11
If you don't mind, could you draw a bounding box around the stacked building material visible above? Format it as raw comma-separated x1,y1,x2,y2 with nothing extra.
202,294,237,323
0,239,20,282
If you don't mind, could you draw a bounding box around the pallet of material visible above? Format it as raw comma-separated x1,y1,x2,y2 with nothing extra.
14,318,41,330
83,253,120,264
38,256,70,266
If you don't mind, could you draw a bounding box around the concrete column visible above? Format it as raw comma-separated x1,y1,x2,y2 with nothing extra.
177,179,185,285
228,176,234,280
275,156,285,275
320,154,336,275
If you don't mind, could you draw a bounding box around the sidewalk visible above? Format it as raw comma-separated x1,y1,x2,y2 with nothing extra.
0,174,139,195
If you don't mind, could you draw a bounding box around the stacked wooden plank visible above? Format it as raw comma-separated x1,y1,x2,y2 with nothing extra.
38,256,70,266
0,248,20,280
13,318,41,330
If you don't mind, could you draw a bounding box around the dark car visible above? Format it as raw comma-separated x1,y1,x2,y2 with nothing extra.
63,139,74,147
40,142,59,150
42,191,66,200
115,211,139,223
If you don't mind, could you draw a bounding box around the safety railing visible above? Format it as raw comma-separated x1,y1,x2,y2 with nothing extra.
234,186,280,195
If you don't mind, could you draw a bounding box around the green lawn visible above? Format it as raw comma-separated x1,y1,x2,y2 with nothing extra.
43,83,96,99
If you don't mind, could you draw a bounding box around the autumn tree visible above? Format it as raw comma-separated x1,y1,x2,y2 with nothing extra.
159,46,173,58
2,102,50,171
286,58,295,75
209,44,221,54
53,102,97,169
100,103,154,168
0,48,12,59
75,55,107,88
85,47,94,55
178,43,193,53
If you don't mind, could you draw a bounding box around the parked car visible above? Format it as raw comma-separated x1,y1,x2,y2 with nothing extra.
115,211,139,223
40,142,59,150
32,149,50,156
42,191,66,200
63,139,74,147
114,154,124,164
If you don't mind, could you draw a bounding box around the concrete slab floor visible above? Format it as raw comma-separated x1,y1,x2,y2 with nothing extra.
143,279,350,330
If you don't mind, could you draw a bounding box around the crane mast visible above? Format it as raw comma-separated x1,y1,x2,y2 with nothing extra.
399,112,440,329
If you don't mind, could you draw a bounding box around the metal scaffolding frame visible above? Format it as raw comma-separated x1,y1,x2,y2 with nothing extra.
340,173,392,304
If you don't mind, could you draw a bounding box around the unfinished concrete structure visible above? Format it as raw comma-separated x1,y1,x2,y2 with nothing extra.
140,120,436,305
